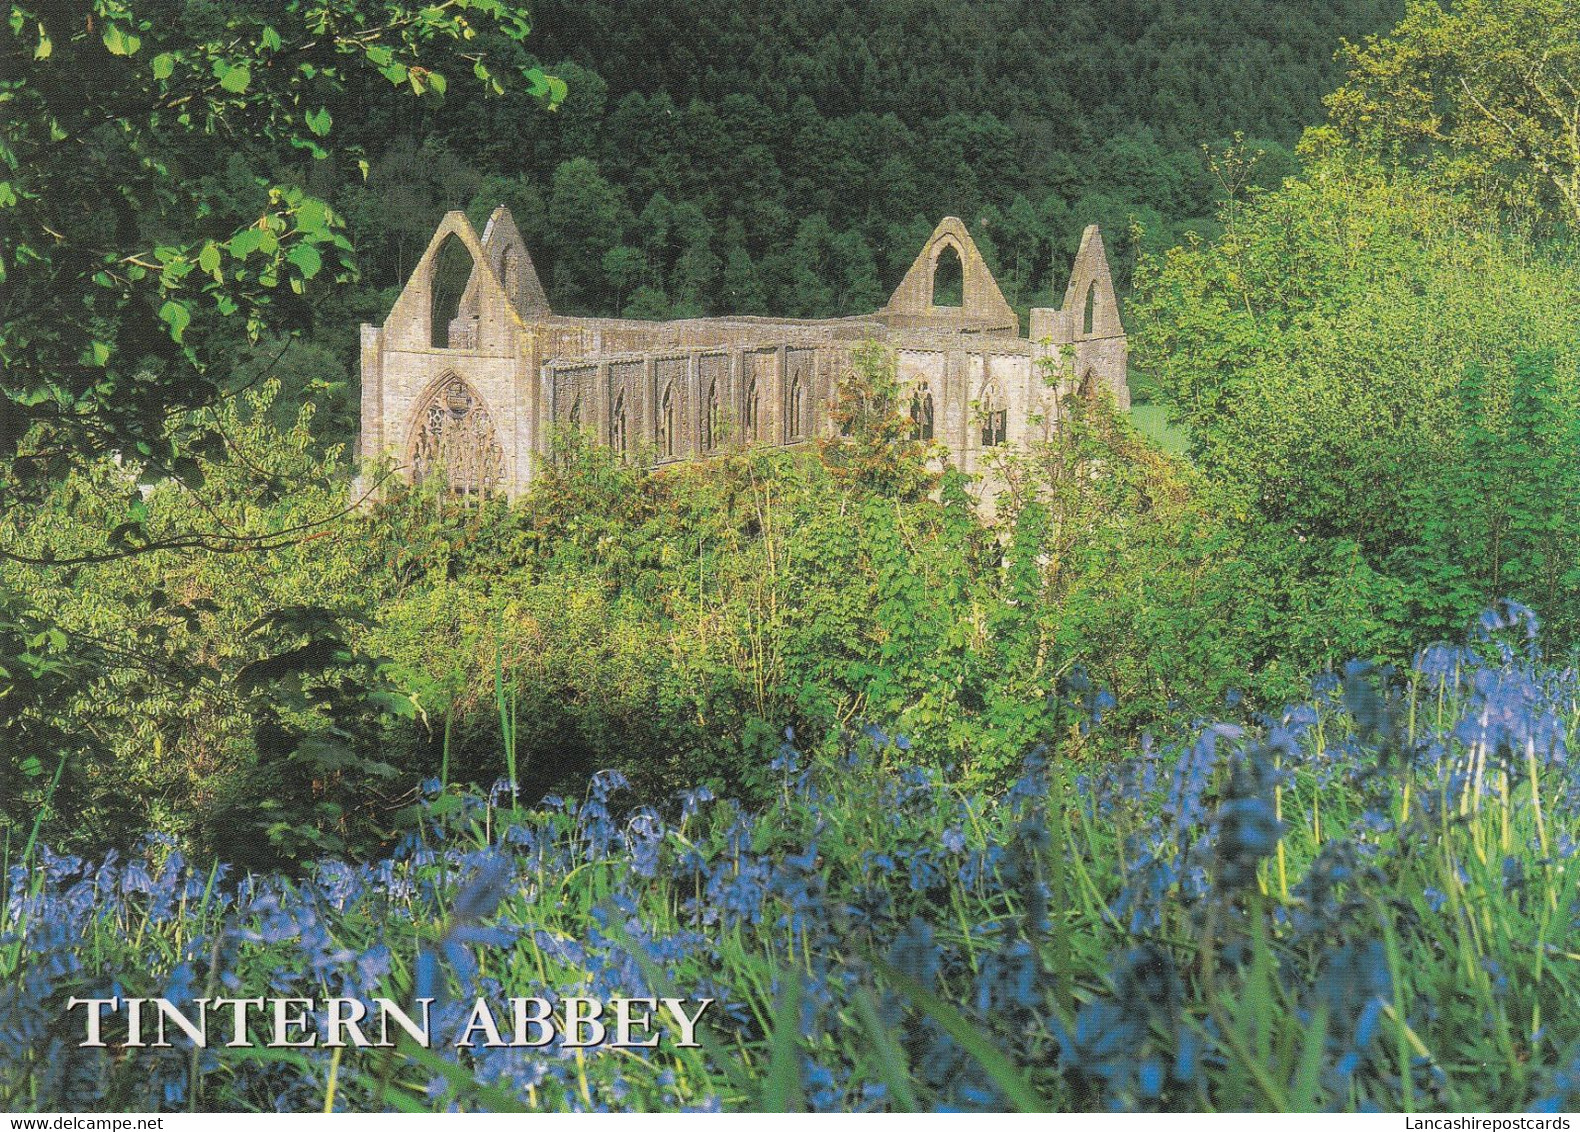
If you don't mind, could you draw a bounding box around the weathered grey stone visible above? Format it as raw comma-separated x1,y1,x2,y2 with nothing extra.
356,213,1129,503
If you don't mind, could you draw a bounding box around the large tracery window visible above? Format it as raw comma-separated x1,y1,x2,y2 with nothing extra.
409,375,504,498
980,388,1007,448
910,386,935,441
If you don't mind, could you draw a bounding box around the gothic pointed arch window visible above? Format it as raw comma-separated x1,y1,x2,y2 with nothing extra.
910,385,935,441
932,242,964,307
430,234,478,349
658,383,677,457
789,373,806,440
703,378,722,450
568,392,582,429
1082,282,1097,336
980,387,1007,447
1078,370,1096,400
408,374,504,498
611,391,628,459
744,374,759,440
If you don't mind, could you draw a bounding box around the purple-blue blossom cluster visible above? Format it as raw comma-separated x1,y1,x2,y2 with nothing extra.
3,604,1579,1112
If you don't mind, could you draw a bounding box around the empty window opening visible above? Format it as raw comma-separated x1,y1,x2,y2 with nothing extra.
1082,282,1096,336
789,374,806,439
980,390,1007,447
430,234,477,349
932,243,964,308
659,384,677,457
611,392,628,457
744,375,759,438
704,379,722,450
911,387,935,441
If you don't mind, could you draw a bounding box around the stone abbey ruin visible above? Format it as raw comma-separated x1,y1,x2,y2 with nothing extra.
357,207,1129,501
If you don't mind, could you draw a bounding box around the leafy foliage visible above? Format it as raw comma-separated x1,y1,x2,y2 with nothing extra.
0,386,418,867
1325,0,1580,230
1131,153,1580,661
2,357,1287,864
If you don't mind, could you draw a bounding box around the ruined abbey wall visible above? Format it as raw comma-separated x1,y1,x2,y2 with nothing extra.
357,208,1128,503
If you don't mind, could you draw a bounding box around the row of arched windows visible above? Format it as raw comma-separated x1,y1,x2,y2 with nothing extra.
597,375,1094,456
562,374,1053,467
602,375,775,459
908,384,1006,447
411,369,1065,501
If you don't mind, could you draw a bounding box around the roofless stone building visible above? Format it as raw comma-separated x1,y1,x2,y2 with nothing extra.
357,208,1128,502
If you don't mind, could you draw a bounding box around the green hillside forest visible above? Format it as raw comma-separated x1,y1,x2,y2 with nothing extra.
5,0,1580,1114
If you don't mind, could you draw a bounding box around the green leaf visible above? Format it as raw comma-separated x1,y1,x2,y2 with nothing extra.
198,242,221,275
305,106,332,137
102,24,141,56
0,182,16,208
33,25,51,60
294,198,328,234
286,243,322,279
381,62,408,85
152,53,174,80
218,62,251,93
261,25,282,51
228,228,264,258
428,70,447,95
760,971,805,1112
158,299,191,343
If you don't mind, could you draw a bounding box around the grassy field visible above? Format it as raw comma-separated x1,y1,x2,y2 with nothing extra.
1129,402,1191,455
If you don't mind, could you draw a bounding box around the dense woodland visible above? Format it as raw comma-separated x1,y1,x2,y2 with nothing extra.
303,0,1402,405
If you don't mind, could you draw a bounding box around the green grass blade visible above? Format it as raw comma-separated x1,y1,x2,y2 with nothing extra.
872,958,1047,1112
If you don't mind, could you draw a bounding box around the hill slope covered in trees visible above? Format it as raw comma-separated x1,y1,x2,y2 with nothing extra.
331,0,1403,324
